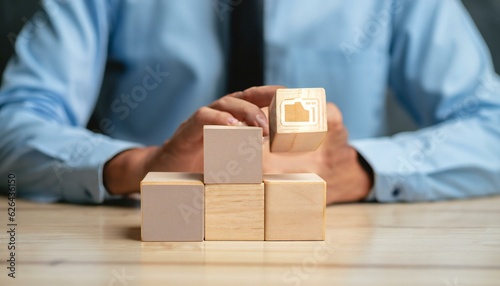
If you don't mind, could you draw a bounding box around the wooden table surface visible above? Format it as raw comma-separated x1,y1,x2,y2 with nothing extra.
1,196,499,285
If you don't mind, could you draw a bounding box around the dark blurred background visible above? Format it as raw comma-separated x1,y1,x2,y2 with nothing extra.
462,0,500,73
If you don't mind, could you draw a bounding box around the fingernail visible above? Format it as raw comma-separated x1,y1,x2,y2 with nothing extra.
232,91,244,98
256,114,269,128
227,117,239,125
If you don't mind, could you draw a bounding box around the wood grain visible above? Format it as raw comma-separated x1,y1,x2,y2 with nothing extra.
264,173,326,240
1,196,499,285
204,183,264,241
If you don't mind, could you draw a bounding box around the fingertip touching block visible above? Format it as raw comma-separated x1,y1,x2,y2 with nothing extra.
203,125,263,184
269,88,327,152
264,173,326,241
204,183,264,241
141,172,204,242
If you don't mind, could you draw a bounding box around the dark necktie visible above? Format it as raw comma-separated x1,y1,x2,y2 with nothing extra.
226,0,264,93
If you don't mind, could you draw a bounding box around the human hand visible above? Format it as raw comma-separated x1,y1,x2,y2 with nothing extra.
104,86,282,195
262,103,373,204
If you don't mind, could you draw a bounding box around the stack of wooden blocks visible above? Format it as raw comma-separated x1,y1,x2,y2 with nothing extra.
141,88,328,241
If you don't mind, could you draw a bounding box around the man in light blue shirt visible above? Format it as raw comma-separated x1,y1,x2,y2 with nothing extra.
0,0,499,204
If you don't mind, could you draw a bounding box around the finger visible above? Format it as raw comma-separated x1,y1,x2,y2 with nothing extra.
209,96,270,136
324,102,348,148
326,102,343,132
172,107,239,145
231,85,285,107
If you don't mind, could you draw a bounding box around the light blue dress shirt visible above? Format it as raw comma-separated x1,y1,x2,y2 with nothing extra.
0,0,499,203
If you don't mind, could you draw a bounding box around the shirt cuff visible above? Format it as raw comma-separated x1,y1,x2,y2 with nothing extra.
30,133,142,204
63,137,142,203
351,137,426,202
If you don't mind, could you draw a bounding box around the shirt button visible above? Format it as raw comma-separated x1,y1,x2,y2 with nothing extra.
392,188,401,197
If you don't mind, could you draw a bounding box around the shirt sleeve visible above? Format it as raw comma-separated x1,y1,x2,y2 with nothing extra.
352,0,500,202
0,0,140,203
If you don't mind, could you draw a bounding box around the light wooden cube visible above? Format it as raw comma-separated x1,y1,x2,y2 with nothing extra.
269,88,327,152
205,183,264,241
204,125,263,184
264,173,326,241
141,172,204,242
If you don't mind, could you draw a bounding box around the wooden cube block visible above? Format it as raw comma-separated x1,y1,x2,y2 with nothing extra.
269,88,327,152
264,173,326,241
141,172,204,242
204,125,262,184
205,183,264,240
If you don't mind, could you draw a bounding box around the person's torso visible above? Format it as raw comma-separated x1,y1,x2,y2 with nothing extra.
93,0,400,145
